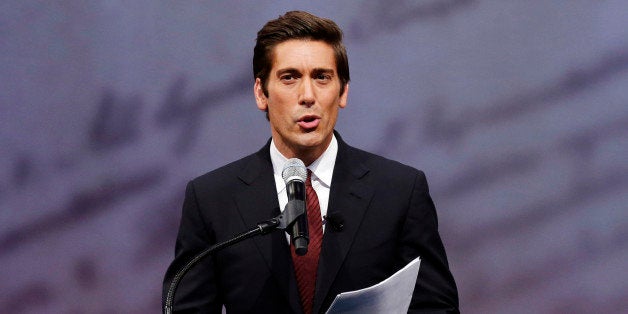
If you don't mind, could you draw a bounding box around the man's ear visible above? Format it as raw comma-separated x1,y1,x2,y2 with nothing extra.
254,78,267,111
339,83,349,108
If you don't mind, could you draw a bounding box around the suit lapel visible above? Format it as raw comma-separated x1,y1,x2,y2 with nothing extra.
313,136,374,314
234,143,302,314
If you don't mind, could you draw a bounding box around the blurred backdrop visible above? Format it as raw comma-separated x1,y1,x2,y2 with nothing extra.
1,1,627,313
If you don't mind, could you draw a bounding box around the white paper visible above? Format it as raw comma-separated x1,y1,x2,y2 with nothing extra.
325,256,421,314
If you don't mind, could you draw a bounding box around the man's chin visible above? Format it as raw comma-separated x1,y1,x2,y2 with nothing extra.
294,133,329,149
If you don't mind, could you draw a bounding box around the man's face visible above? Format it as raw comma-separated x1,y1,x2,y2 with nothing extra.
255,39,348,163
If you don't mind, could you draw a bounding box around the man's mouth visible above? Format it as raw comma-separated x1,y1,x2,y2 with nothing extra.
297,115,320,130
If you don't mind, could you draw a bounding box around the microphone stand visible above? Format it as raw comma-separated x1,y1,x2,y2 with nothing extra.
163,200,306,314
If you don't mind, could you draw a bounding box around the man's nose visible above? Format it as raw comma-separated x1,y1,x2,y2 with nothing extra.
298,78,315,107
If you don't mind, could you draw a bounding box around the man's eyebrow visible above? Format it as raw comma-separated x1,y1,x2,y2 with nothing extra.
275,67,335,75
275,68,300,75
311,67,335,73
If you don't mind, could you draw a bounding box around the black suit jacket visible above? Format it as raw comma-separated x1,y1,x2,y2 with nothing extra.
163,134,459,313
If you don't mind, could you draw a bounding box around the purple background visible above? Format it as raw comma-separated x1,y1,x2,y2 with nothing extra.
2,1,627,313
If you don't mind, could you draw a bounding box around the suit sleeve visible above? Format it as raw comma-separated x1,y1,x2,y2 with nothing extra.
401,171,459,313
162,181,223,313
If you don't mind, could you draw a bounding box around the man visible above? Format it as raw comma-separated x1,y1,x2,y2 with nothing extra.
163,11,459,313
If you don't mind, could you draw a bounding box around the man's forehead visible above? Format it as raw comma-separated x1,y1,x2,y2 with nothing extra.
270,39,337,71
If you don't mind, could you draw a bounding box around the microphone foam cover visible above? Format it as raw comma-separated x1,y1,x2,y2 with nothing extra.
282,158,307,183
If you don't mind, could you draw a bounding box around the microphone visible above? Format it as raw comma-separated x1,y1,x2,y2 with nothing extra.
282,158,309,256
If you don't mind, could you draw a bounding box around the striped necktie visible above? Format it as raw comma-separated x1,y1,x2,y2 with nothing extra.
291,169,323,314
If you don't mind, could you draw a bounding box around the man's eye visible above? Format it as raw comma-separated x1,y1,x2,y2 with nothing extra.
280,74,295,81
316,74,331,81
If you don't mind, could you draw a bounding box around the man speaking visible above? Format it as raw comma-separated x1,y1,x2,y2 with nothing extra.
163,11,459,313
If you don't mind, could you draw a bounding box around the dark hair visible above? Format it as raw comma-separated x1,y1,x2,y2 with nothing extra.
253,11,350,96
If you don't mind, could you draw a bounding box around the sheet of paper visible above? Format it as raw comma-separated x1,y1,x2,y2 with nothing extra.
325,256,421,314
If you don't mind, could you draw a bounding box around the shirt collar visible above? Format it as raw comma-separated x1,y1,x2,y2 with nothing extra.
270,135,338,194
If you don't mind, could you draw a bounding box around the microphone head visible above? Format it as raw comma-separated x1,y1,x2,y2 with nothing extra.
282,158,307,183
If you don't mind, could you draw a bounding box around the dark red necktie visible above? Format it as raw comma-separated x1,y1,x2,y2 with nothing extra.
291,169,323,314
